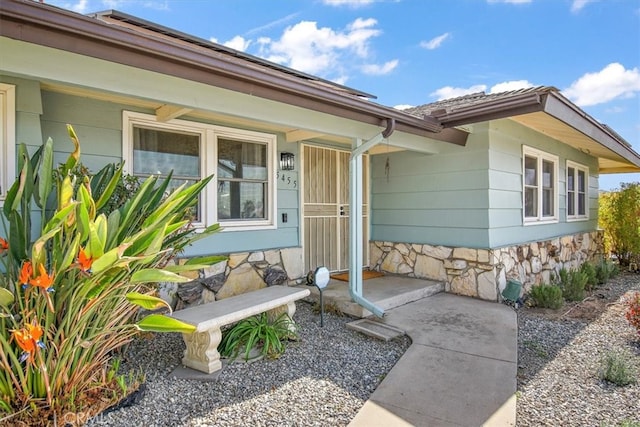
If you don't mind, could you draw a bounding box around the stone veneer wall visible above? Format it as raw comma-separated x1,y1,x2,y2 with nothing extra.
159,247,305,309
369,231,604,302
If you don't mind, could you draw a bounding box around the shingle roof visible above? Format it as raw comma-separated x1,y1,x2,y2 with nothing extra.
405,86,558,117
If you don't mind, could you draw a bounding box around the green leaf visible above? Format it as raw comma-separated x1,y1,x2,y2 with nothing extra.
57,233,80,273
31,228,60,268
42,203,77,235
91,243,131,273
63,124,81,173
8,211,26,261
126,292,171,312
94,164,123,211
4,151,29,216
164,264,211,273
130,269,191,284
0,288,14,307
35,137,54,209
135,314,196,333
185,255,227,266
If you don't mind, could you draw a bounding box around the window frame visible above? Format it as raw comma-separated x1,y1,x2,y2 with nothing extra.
522,146,559,225
123,111,277,231
566,160,589,221
0,83,16,203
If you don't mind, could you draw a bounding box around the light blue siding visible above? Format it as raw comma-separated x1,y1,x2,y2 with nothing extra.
370,118,602,249
370,125,492,247
486,119,599,247
8,84,300,257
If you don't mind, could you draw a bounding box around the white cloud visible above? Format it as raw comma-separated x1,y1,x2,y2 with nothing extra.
563,63,640,107
429,80,534,100
486,0,532,4
322,0,375,7
394,104,415,110
48,0,89,13
489,80,534,93
362,59,399,75
260,18,383,77
420,33,450,50
571,0,597,13
221,36,251,52
430,84,487,100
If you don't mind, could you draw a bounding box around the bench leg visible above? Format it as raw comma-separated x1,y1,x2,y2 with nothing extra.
181,328,222,374
286,301,297,333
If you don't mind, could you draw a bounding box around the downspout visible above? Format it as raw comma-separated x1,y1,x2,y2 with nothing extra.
349,118,396,318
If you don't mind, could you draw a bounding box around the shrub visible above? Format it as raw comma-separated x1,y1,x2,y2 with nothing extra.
599,349,638,386
0,127,221,422
599,183,640,267
558,268,587,301
220,312,297,361
579,262,598,291
625,292,640,336
529,284,564,309
595,259,619,285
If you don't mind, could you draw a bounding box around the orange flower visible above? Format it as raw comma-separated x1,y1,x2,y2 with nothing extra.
11,320,45,363
29,264,55,293
19,261,33,286
77,247,93,272
0,237,8,255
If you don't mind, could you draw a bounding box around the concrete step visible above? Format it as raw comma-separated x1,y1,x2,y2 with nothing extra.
300,274,444,318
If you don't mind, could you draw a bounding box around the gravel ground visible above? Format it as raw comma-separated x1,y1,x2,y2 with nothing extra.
516,272,640,427
87,301,410,427
86,273,640,427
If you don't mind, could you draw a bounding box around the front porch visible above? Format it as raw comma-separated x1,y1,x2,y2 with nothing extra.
301,274,444,318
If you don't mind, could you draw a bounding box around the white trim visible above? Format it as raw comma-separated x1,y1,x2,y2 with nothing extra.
566,160,589,222
522,146,559,225
122,111,277,230
0,83,16,202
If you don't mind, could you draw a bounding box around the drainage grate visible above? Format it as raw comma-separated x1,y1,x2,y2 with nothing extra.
346,319,405,341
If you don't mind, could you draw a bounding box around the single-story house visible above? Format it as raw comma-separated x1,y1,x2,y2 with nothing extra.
2,1,639,316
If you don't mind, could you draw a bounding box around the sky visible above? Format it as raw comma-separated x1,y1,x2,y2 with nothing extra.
43,0,640,190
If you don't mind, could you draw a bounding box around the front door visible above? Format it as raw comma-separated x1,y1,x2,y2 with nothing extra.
302,145,369,272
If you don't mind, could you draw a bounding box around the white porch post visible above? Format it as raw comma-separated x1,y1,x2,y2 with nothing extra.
349,137,384,317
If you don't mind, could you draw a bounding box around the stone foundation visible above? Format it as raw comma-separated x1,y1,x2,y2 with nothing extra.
369,231,604,302
158,247,305,309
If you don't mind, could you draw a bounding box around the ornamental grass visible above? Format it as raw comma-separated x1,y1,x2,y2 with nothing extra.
0,126,221,424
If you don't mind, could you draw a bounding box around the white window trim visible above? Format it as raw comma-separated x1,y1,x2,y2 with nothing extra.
566,160,589,222
523,146,559,225
123,111,277,231
0,83,16,203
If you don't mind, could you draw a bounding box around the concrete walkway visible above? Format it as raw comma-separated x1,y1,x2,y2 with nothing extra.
349,293,518,427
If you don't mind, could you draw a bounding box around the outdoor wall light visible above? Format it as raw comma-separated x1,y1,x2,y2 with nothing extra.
280,152,295,171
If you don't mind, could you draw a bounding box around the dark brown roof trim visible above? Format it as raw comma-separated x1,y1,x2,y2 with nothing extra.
90,9,377,100
427,90,544,128
411,86,640,169
542,92,640,168
0,0,467,146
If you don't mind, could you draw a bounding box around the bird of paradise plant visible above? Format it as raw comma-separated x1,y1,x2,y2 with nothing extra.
0,126,222,424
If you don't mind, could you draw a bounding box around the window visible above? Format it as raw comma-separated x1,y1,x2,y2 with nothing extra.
123,111,277,230
0,83,16,203
567,161,588,220
523,146,558,223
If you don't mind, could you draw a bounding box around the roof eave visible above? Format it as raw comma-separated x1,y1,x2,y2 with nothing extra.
429,89,640,171
543,92,640,171
0,0,467,146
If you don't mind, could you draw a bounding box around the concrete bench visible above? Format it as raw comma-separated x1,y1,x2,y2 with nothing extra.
171,285,310,374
